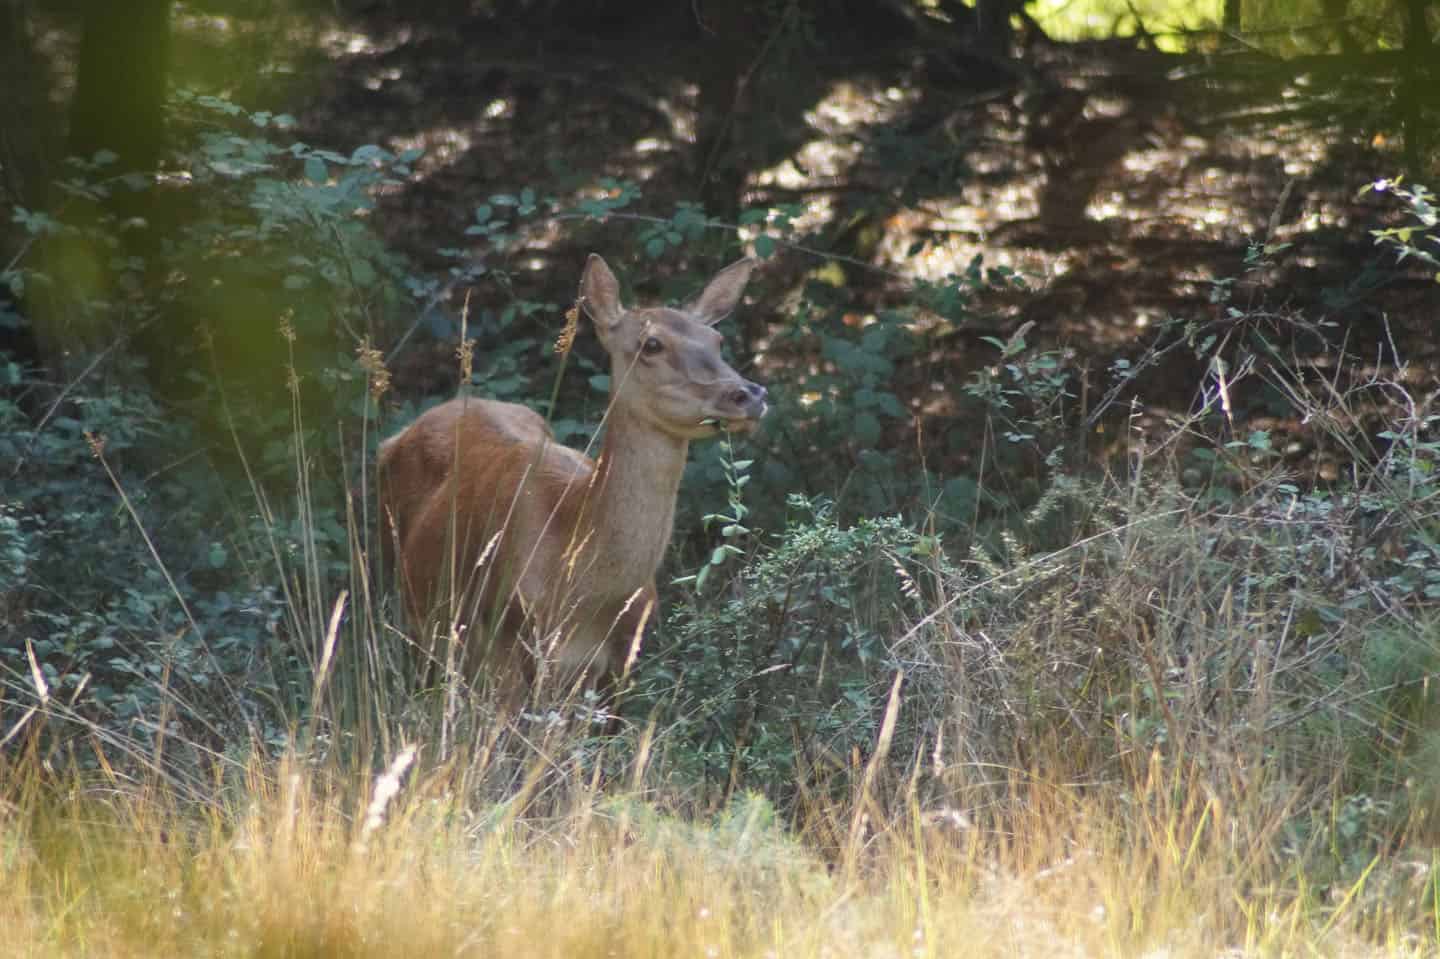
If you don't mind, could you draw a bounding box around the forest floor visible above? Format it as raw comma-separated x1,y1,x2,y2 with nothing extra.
285,16,1436,443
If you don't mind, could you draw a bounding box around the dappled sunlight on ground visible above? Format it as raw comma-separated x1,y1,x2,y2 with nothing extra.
388,126,474,176
749,80,920,237
317,25,413,58
288,14,1431,472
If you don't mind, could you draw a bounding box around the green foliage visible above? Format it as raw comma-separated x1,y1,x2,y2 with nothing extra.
637,202,709,259
608,790,813,890
0,90,429,755
729,255,1020,530
738,202,807,262
674,431,755,595
1365,178,1439,277
451,179,1026,536
637,177,1440,870
165,91,416,397
964,320,1073,455
1237,0,1415,54
0,362,288,736
1030,0,1223,48
641,494,951,795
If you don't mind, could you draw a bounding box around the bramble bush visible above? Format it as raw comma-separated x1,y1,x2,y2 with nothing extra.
0,354,289,748
1,91,423,752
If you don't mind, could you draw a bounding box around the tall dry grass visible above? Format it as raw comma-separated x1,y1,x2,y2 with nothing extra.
2,735,1432,958
6,475,1438,955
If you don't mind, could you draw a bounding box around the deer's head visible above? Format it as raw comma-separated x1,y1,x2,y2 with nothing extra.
580,255,768,440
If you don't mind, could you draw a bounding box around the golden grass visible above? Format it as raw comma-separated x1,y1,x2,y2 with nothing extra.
2,746,1432,959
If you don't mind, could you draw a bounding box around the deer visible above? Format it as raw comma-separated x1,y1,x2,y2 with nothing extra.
378,254,767,717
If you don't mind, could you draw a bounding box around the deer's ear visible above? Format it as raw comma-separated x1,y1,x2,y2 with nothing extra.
580,254,624,332
686,257,755,327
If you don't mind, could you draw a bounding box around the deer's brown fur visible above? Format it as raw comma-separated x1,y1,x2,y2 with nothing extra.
378,255,766,708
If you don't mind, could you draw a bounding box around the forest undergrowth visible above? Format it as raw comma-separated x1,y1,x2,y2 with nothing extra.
6,409,1440,957
7,292,1440,955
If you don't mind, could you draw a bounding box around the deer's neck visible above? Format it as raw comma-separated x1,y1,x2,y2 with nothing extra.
583,405,689,593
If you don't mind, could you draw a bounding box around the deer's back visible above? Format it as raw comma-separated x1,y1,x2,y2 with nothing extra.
378,397,596,621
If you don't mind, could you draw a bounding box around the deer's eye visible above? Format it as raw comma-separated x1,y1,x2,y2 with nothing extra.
641,336,664,356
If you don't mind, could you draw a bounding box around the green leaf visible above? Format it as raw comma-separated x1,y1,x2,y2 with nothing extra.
351,144,385,165
942,476,978,514
350,258,376,287
854,412,881,447
754,234,776,259
304,156,327,183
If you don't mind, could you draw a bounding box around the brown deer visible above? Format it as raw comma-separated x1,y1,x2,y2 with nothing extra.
378,254,766,713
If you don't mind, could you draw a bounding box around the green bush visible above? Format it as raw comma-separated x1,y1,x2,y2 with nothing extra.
638,494,953,798
1,91,421,757
0,358,288,743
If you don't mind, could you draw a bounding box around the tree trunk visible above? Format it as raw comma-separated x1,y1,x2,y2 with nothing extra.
69,0,171,218
1223,0,1241,34
0,2,51,373
0,1,54,211
693,1,752,228
1399,0,1435,173
1322,0,1358,54
70,0,171,172
62,0,173,384
974,0,1014,57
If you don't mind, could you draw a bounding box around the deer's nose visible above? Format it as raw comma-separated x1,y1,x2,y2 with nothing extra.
729,381,767,411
